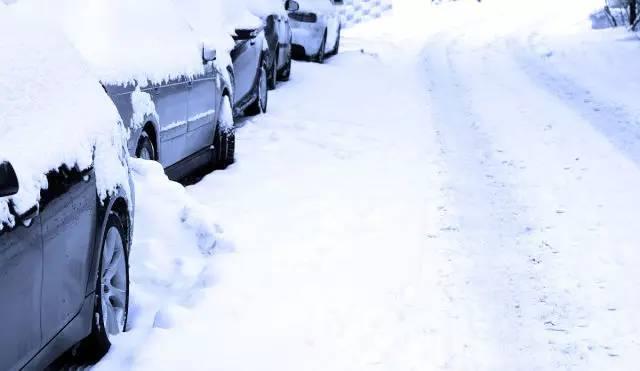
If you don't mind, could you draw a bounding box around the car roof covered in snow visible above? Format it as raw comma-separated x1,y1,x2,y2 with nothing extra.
0,3,129,229
51,0,208,86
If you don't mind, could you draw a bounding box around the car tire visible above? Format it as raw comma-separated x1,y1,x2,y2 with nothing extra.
213,122,235,170
316,32,327,64
268,48,278,90
135,131,156,160
331,27,341,56
278,44,292,82
244,63,268,116
75,212,129,364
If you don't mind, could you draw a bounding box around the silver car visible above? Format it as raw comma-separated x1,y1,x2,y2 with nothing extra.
289,0,343,63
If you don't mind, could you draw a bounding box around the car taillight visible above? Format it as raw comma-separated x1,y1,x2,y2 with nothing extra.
289,12,318,23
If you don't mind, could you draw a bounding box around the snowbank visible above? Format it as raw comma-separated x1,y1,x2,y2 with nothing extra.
94,159,228,369
0,3,128,229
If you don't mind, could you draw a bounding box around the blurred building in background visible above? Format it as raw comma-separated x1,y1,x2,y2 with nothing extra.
337,0,393,28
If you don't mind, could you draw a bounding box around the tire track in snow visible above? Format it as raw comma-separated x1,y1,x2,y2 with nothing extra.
422,31,552,371
508,35,640,168
438,28,640,370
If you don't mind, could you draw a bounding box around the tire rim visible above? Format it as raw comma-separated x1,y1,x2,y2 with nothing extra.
259,67,267,111
101,226,127,337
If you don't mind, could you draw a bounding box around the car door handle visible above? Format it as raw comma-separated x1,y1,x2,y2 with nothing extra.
250,39,256,46
153,87,160,95
187,80,193,87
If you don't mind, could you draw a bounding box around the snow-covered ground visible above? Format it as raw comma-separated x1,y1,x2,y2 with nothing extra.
95,0,640,370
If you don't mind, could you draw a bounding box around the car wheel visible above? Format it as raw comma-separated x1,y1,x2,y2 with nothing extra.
75,212,129,363
331,27,341,56
278,44,292,82
135,132,155,160
245,63,268,116
213,111,235,169
268,48,278,90
316,32,327,64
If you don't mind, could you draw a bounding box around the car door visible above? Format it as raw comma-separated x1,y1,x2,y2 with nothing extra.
0,209,43,370
185,65,219,160
231,35,261,105
143,78,190,168
39,166,98,344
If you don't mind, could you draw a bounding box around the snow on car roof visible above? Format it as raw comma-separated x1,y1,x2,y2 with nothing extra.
52,0,208,86
0,3,129,229
174,0,237,71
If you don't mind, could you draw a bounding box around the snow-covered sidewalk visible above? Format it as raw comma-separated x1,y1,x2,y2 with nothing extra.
95,1,640,370
95,14,452,371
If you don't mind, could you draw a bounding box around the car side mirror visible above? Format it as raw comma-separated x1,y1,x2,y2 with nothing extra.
234,28,258,41
285,0,300,11
203,47,217,63
0,162,19,198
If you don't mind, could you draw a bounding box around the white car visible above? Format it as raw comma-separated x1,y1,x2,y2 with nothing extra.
289,0,343,63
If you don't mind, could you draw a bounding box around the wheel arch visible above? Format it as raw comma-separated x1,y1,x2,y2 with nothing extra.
140,121,158,160
85,191,132,297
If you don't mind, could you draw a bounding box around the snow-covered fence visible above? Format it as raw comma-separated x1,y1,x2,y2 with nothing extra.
337,0,393,28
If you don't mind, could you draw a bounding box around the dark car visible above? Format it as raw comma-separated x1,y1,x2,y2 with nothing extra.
230,27,270,117
0,160,133,371
106,48,235,181
262,0,301,89
0,9,135,369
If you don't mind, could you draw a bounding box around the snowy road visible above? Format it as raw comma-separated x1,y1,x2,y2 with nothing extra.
96,1,640,370
420,2,640,369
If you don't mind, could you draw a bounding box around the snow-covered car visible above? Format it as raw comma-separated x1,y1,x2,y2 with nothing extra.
56,0,236,180
289,0,342,63
231,26,271,116
0,4,133,370
247,0,301,89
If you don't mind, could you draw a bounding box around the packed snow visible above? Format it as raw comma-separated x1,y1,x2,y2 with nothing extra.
0,3,128,229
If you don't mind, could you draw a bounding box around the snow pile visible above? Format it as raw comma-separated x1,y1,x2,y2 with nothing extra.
95,159,228,369
0,3,128,229
47,0,207,85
